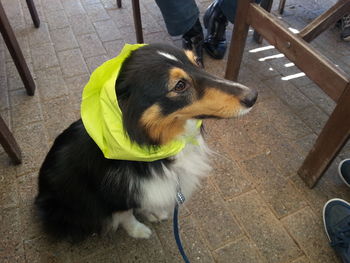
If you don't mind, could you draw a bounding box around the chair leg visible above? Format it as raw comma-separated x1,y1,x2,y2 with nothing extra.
278,0,287,15
253,0,273,44
225,0,253,81
0,1,36,96
117,0,122,8
26,0,40,28
0,115,22,164
131,0,143,43
298,84,350,188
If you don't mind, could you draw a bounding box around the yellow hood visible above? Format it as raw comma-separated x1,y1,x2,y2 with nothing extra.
81,44,201,162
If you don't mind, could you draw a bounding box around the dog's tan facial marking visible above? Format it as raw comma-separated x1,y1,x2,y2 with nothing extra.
167,67,192,97
140,104,186,145
177,88,242,118
141,88,242,145
184,50,198,66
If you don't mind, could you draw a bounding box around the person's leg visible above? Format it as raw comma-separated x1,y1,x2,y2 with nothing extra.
340,14,350,42
339,159,350,187
323,199,350,262
154,0,199,36
155,0,204,66
203,0,261,59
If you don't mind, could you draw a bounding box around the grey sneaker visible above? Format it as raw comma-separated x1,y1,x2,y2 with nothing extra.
339,159,350,187
340,14,350,42
323,199,350,263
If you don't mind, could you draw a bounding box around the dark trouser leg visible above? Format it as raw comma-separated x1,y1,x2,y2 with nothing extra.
154,0,199,36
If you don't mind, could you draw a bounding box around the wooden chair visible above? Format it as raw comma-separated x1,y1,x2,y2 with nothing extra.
225,0,350,188
0,0,40,164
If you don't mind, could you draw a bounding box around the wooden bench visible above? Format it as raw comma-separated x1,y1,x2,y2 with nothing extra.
225,0,350,188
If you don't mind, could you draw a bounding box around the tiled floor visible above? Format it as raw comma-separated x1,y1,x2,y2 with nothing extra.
1,0,350,262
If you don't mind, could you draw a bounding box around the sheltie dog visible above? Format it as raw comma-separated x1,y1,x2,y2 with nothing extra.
35,43,257,242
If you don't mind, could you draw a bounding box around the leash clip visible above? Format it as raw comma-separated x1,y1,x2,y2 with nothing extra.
176,190,186,205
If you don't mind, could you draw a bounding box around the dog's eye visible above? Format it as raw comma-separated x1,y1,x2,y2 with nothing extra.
173,80,187,93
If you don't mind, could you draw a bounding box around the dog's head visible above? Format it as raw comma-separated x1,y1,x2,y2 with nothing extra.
116,44,257,146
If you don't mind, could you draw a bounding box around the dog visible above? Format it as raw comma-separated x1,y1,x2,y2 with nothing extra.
35,43,257,242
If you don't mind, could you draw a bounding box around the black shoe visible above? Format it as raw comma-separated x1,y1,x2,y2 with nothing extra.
182,19,204,67
203,0,228,59
339,159,350,187
323,199,350,263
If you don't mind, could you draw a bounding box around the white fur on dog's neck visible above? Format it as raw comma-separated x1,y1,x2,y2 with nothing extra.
139,120,212,212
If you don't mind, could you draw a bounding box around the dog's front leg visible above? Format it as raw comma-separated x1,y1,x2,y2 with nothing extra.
112,210,152,239
138,208,170,223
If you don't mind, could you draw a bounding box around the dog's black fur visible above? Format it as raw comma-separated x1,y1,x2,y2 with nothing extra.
35,44,257,242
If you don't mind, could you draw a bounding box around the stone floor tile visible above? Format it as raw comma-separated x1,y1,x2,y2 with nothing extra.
23,236,71,263
103,39,126,58
229,190,302,263
243,54,281,80
18,203,42,241
41,0,64,12
31,43,59,70
93,19,121,42
0,179,18,208
291,257,310,263
113,226,167,263
6,60,35,91
211,120,262,161
292,134,317,157
67,235,114,262
297,105,329,134
211,155,254,200
65,74,90,104
85,54,109,73
213,237,266,263
9,89,43,128
5,35,31,62
186,181,243,249
155,216,215,263
69,14,96,36
81,0,101,6
62,0,86,17
27,23,51,48
0,207,25,262
291,161,350,216
0,110,11,155
241,153,280,185
36,67,68,101
84,3,110,22
257,175,308,218
259,99,313,140
296,83,336,115
80,248,121,263
57,48,88,78
13,122,49,176
281,207,340,263
42,96,79,142
76,33,107,58
45,10,70,30
268,140,304,177
263,76,313,112
50,27,79,52
17,173,37,204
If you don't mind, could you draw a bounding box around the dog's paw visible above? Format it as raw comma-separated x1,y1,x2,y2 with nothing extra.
127,222,152,239
147,211,169,223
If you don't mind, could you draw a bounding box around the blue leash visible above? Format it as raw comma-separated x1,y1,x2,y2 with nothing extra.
173,191,190,263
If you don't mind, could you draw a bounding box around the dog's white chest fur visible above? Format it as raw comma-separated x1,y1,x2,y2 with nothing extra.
139,120,212,211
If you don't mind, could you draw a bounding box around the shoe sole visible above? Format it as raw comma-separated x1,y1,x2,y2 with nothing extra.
338,159,350,187
322,198,350,242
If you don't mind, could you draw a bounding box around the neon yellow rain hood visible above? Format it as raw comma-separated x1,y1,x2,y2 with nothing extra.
81,44,201,162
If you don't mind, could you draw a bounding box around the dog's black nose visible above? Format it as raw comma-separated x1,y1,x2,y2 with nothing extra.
241,89,258,108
